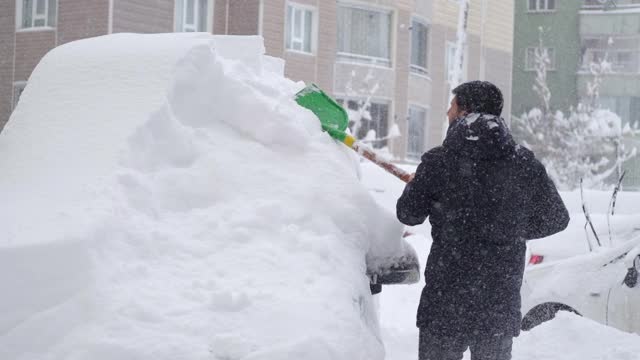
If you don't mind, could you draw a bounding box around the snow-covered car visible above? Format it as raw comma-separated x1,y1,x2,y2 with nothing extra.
0,33,423,360
521,235,640,334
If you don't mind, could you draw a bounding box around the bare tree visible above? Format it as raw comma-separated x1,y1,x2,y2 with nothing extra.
512,30,638,189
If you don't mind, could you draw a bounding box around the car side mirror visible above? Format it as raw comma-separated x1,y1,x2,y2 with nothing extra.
623,255,640,288
370,261,421,286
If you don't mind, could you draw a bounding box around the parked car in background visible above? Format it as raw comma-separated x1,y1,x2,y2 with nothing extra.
521,235,640,334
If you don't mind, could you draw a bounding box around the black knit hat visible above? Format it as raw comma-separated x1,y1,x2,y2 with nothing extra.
452,81,504,116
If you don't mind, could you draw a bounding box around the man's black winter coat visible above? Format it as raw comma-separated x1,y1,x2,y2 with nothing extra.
396,113,569,339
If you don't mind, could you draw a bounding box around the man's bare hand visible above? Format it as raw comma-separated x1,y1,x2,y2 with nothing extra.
408,173,416,182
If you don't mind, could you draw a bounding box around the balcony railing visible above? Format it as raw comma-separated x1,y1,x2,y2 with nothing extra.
336,52,392,68
580,48,640,73
582,0,640,10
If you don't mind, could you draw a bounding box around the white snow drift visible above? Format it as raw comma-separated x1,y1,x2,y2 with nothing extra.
0,33,407,360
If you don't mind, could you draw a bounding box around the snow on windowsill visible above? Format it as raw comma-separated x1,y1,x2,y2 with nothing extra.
576,70,640,76
285,49,316,57
335,59,392,71
525,67,557,72
409,68,432,82
580,6,640,14
336,52,392,70
16,26,56,33
526,9,557,14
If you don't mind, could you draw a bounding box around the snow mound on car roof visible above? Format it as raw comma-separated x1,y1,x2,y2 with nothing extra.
0,33,405,360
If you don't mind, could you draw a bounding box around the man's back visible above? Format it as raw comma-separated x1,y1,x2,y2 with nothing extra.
396,113,569,339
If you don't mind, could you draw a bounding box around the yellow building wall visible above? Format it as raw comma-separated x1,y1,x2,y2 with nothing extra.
432,0,513,54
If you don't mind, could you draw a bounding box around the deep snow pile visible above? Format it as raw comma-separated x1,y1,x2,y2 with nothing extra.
0,33,407,359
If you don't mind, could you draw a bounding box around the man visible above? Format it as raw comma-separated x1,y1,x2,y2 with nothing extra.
396,81,569,360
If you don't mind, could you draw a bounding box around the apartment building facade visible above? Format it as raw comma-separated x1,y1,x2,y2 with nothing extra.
512,0,640,189
1,0,513,161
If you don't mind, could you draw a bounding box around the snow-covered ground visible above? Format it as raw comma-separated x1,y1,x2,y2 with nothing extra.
360,161,640,360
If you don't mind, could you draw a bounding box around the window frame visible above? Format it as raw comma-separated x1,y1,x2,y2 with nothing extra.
525,46,556,71
334,95,393,148
336,3,394,68
406,104,429,161
174,0,213,33
16,0,57,31
284,2,318,55
527,0,557,13
410,17,430,76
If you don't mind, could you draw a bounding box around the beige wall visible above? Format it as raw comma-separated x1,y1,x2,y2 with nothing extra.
58,0,109,44
213,0,227,34
262,0,286,55
315,0,337,92
213,0,260,35
392,7,412,157
113,0,174,33
14,31,56,81
228,0,260,35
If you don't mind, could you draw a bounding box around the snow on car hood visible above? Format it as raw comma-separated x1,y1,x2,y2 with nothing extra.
0,33,405,360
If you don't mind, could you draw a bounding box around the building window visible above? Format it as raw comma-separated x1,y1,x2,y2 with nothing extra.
18,0,57,29
525,47,556,71
337,98,391,148
175,0,209,32
410,19,429,75
528,0,556,12
13,82,27,110
407,106,427,160
337,5,392,67
285,3,316,54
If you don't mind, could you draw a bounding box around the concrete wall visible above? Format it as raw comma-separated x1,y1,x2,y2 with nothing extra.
0,0,16,130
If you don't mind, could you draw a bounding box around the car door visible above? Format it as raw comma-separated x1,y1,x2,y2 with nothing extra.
607,253,640,334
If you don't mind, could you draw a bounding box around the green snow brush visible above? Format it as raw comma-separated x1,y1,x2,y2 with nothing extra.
295,84,413,183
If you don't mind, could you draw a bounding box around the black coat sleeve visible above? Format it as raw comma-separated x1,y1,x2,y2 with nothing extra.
524,159,570,240
396,147,445,226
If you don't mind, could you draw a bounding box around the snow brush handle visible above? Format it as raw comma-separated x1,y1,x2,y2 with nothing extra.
341,134,413,183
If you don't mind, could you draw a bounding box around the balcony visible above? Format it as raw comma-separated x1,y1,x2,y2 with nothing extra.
582,0,640,10
580,48,640,73
580,2,640,36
